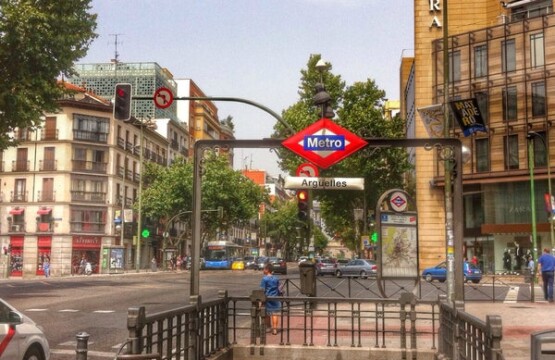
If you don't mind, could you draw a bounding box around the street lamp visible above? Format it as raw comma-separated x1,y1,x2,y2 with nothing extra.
354,208,363,258
528,135,539,302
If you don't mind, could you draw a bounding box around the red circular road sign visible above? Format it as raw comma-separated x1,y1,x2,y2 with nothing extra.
153,87,174,109
296,163,319,177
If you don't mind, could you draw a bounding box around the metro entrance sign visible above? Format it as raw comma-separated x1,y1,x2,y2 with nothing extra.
282,118,368,169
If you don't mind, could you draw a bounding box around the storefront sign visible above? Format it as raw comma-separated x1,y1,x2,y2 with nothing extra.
72,236,101,248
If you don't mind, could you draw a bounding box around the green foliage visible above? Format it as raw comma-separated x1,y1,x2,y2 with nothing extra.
272,54,412,253
140,154,268,242
261,199,300,259
0,0,97,149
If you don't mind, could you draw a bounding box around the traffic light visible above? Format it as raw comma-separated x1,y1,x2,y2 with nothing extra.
297,190,309,221
141,228,150,238
114,83,132,121
371,231,378,243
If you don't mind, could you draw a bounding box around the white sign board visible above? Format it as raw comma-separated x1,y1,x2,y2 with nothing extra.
284,176,365,190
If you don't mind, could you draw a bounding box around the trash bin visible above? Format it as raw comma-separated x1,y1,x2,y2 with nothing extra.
299,261,316,296
531,329,555,359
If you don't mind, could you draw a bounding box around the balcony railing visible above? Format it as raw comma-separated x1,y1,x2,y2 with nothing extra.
11,191,28,202
73,130,108,143
39,159,57,171
8,222,25,233
36,222,53,232
40,129,59,141
70,191,106,203
37,190,56,202
12,160,30,172
72,160,108,173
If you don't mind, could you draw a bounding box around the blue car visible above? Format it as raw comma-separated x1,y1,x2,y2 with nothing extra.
422,261,482,284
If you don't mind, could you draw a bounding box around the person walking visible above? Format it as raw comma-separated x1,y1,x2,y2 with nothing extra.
537,248,555,302
260,263,281,335
43,256,50,278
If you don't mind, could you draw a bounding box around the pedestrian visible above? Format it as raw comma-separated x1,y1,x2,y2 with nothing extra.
260,263,281,335
537,248,555,302
471,255,478,266
43,256,50,278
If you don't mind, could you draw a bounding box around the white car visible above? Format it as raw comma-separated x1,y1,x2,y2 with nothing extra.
0,298,50,360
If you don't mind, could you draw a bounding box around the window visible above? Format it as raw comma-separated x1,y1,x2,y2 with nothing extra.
530,33,544,68
70,208,106,233
532,82,546,117
474,45,487,78
504,134,519,170
449,50,461,82
14,179,26,201
502,86,517,122
474,92,488,125
475,138,490,172
531,131,547,167
502,39,516,73
73,114,109,143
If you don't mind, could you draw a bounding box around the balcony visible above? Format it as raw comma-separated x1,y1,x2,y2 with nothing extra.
36,222,53,232
12,160,30,172
70,191,106,203
8,222,25,233
39,159,57,171
170,140,179,150
73,130,108,143
72,160,107,174
40,129,59,141
11,191,28,202
37,190,56,202
13,129,32,141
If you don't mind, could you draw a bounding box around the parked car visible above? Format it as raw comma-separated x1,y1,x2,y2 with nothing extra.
244,256,257,270
0,298,50,360
335,259,377,278
421,261,482,284
315,258,337,276
268,257,287,275
255,256,269,270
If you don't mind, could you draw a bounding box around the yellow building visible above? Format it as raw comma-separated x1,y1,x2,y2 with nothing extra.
407,0,555,273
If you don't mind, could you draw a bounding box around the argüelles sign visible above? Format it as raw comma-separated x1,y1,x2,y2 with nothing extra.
284,176,364,190
282,118,367,169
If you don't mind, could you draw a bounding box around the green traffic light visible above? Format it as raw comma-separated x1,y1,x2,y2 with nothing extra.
141,229,150,238
371,232,378,243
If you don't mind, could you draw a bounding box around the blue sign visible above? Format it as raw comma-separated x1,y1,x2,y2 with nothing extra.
304,135,345,151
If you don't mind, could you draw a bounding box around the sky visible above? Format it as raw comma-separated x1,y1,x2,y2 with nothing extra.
80,0,414,177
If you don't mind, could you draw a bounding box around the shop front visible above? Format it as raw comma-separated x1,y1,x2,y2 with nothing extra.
9,236,23,277
71,235,101,275
36,236,52,276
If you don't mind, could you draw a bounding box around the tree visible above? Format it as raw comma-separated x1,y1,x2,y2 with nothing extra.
272,54,411,253
261,199,300,260
0,0,97,149
141,154,268,245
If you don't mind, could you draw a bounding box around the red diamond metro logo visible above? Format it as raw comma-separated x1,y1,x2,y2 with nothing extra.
282,118,368,169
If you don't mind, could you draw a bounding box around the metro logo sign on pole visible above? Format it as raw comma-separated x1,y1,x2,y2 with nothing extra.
282,118,368,169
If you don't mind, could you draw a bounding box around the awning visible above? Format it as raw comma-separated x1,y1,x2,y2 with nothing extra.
37,208,52,215
9,208,24,215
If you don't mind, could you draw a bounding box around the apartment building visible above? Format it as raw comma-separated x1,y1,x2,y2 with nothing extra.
0,84,170,277
407,0,554,272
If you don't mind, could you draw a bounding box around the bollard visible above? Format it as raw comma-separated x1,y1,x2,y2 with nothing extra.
75,332,90,360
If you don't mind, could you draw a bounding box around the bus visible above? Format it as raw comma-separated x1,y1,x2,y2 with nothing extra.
203,241,245,270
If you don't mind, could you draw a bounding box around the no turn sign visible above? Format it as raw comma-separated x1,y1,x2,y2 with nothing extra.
153,87,174,109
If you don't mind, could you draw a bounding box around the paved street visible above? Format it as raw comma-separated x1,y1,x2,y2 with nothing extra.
0,268,552,359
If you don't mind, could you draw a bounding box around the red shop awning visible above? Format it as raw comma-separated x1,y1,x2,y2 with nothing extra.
37,208,52,215
9,208,24,215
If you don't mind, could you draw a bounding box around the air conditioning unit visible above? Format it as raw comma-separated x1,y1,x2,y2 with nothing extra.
11,224,20,232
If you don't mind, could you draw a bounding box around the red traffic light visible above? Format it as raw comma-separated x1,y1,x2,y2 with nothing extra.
114,83,132,121
297,190,308,201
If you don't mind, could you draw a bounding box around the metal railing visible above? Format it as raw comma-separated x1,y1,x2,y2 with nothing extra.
73,290,505,360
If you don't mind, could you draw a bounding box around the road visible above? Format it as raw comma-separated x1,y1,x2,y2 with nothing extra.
0,269,269,359
0,266,527,359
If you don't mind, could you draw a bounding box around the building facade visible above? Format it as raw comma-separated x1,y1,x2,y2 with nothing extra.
0,84,172,277
408,0,554,273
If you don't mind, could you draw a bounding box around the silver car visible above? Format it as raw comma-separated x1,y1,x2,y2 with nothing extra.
335,259,377,279
0,298,50,360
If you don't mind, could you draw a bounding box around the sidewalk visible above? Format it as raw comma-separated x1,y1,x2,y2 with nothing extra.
465,296,555,359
